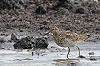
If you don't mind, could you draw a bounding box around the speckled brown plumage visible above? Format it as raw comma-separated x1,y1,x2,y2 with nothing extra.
48,26,89,59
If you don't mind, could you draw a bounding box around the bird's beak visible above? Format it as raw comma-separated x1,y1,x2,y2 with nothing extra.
44,29,53,35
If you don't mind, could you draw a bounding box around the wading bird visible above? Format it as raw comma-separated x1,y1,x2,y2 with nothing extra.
46,26,89,59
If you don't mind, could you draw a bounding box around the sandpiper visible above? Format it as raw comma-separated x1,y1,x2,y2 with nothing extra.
46,26,89,59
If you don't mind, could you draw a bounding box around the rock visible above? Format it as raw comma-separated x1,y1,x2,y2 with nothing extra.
10,33,19,42
19,29,24,32
95,27,100,31
13,36,33,49
90,56,97,61
89,52,94,55
39,25,50,30
58,0,69,4
34,37,48,49
76,7,88,14
35,5,46,14
64,3,74,11
5,24,12,29
51,0,73,10
0,0,20,10
0,38,5,43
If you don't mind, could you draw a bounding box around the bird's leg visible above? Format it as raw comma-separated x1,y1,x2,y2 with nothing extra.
76,46,80,57
67,47,70,59
76,46,86,58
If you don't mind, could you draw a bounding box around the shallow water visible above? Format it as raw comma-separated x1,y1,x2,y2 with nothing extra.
0,41,100,66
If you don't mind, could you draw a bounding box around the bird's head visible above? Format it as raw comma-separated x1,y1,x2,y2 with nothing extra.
50,26,59,31
44,26,59,35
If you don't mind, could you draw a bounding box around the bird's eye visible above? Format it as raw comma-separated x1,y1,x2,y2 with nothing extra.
50,28,54,31
52,29,55,30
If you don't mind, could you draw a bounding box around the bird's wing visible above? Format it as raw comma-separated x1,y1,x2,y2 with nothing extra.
65,31,88,41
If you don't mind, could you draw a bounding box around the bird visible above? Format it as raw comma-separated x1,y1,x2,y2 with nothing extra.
45,26,89,59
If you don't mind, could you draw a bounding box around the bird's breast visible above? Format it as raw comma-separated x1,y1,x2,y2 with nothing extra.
53,35,75,47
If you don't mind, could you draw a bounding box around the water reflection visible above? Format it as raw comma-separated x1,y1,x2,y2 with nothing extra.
53,59,80,66
54,61,80,66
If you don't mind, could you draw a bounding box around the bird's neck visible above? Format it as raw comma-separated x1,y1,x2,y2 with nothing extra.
52,30,61,44
52,30,60,36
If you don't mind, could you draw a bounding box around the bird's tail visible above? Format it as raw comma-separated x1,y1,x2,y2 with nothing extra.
76,34,90,41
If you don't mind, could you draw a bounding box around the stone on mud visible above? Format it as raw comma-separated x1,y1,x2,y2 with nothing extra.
33,37,48,49
10,33,19,42
13,36,33,49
